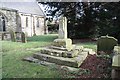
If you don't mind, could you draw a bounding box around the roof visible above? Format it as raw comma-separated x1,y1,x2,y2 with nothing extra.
0,0,45,16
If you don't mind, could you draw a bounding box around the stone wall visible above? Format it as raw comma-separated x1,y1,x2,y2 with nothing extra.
0,8,18,32
34,16,45,35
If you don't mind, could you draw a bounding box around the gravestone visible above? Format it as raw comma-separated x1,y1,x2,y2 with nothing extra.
111,54,120,78
1,32,11,41
111,46,120,78
114,46,120,54
112,54,120,68
10,30,16,42
21,32,27,43
97,35,118,54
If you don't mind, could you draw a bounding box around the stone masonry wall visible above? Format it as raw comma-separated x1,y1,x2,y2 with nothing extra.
20,13,45,37
0,8,18,32
34,16,45,35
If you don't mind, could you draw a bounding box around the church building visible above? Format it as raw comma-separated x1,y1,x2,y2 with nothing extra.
0,0,47,37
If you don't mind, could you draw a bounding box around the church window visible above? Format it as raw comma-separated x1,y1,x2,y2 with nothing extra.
37,18,40,27
26,17,28,27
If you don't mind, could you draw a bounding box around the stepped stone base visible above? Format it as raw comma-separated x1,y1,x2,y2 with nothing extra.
41,45,84,58
33,52,88,68
24,44,94,68
23,37,95,68
26,43,95,68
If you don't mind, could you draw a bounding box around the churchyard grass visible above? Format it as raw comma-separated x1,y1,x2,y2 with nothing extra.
76,42,97,51
2,34,61,78
2,34,96,78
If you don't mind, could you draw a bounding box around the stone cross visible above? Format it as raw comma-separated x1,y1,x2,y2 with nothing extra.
58,16,67,39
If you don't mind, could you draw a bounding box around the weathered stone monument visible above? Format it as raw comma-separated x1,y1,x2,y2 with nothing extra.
53,16,73,51
25,17,95,68
58,17,67,39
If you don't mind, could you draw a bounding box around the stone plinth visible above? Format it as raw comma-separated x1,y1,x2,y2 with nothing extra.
53,38,73,51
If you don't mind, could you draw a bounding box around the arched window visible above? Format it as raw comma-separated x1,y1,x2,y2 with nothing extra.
0,16,6,31
17,15,21,27
26,17,28,27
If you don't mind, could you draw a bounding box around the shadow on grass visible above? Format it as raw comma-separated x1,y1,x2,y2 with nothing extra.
27,34,58,42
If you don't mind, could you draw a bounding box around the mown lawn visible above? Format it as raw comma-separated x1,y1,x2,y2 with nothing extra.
1,34,96,78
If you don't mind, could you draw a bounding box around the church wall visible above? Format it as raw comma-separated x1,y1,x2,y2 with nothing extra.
0,8,18,32
19,13,45,37
34,15,45,36
19,13,33,37
0,8,45,37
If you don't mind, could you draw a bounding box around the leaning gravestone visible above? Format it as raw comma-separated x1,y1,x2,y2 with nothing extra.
24,16,94,68
97,35,118,54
